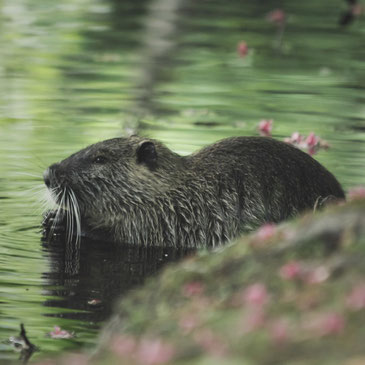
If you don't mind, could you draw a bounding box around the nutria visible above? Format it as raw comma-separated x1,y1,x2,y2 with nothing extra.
43,136,345,248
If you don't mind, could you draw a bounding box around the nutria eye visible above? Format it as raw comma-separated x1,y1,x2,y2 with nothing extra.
93,156,108,164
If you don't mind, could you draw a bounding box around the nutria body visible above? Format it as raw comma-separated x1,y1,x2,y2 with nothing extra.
43,136,345,248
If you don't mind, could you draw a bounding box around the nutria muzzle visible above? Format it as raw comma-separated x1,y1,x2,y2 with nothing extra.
43,167,51,188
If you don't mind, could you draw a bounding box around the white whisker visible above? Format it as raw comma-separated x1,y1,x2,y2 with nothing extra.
68,192,75,244
49,189,65,240
65,192,72,244
13,172,43,180
70,189,81,245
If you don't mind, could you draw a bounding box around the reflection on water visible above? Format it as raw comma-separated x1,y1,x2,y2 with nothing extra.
0,0,365,361
41,236,193,324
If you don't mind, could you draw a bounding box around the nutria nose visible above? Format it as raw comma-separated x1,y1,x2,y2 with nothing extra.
43,168,51,187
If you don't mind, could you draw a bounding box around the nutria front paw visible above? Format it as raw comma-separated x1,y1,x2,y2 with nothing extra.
42,210,66,237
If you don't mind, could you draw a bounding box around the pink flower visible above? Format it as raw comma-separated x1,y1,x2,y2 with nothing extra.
348,186,365,201
284,131,303,145
284,131,328,155
305,132,319,147
280,262,330,284
268,318,289,345
304,266,330,284
266,9,286,26
255,223,276,241
305,133,320,155
182,281,204,297
110,334,137,358
193,329,228,357
136,339,175,365
317,313,345,336
258,119,273,137
48,326,74,339
346,284,365,311
243,283,270,307
279,261,302,280
237,41,249,58
304,313,345,337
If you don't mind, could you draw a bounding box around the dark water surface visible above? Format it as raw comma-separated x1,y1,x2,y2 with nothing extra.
1,0,365,362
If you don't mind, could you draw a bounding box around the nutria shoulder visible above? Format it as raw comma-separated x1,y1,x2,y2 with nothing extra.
43,136,345,248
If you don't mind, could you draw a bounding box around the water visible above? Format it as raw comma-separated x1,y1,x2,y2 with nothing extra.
0,0,365,362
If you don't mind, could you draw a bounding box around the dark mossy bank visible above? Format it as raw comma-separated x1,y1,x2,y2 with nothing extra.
37,198,365,365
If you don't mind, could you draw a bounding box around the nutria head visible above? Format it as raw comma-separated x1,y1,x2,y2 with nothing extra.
43,136,183,239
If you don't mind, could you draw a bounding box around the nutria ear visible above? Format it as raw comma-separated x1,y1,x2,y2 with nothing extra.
137,141,157,168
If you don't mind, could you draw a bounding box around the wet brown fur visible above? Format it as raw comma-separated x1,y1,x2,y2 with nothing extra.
44,136,345,248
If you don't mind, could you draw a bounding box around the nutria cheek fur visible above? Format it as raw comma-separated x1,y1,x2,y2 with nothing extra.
43,135,345,248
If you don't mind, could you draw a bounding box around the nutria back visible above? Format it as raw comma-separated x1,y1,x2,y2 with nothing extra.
43,136,345,248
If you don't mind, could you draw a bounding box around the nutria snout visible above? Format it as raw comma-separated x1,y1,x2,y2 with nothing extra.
43,135,345,248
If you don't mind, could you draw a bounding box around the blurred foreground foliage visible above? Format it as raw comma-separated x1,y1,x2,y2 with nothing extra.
35,197,365,365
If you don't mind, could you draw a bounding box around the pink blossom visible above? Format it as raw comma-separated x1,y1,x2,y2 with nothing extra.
306,132,321,155
193,329,228,357
48,326,74,339
258,119,273,137
266,9,286,26
182,281,204,297
304,266,330,284
136,339,175,365
279,261,302,280
110,334,137,358
243,283,270,307
305,132,319,147
348,186,365,201
280,262,330,284
284,131,328,155
268,318,289,345
255,223,276,241
284,131,302,145
285,132,308,149
317,313,345,336
237,41,249,58
346,284,365,311
304,313,345,337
